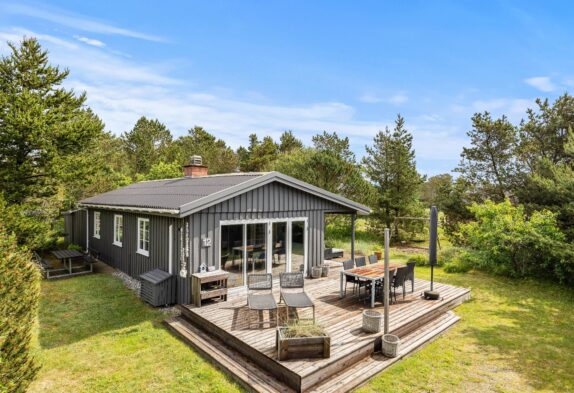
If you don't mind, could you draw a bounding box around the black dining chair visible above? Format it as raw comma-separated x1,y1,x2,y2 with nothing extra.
355,256,366,267
405,262,416,292
368,254,378,264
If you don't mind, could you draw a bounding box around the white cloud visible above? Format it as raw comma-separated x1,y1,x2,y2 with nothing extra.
74,35,105,47
359,93,383,104
1,2,164,42
359,91,408,105
388,93,409,105
0,28,467,173
524,76,556,92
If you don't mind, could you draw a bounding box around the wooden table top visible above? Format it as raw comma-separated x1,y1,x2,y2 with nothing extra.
343,262,403,280
51,249,83,260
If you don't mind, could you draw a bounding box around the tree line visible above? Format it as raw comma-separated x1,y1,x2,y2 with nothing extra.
1,37,573,282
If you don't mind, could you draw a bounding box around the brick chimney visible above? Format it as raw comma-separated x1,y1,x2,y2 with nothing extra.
183,155,208,177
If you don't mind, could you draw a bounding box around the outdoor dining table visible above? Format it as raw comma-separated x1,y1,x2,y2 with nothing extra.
51,249,84,275
339,262,402,308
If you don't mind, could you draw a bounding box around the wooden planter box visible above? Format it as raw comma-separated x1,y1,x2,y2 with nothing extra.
276,327,331,360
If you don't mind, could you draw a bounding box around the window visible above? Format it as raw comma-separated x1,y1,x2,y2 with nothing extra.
113,215,123,246
137,218,150,256
94,211,101,238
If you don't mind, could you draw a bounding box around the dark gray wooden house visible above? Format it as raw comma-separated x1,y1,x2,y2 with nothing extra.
64,159,370,304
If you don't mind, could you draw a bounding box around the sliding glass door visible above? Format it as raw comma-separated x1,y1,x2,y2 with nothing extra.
291,221,306,274
246,223,267,275
220,218,307,288
220,224,244,288
271,222,287,279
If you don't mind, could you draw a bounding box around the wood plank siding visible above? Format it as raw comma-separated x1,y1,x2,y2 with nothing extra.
65,180,357,304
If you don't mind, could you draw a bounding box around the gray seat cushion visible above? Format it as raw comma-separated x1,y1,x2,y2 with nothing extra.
248,293,277,310
282,292,314,308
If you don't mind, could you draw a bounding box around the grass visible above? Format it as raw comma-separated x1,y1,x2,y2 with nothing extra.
29,273,242,393
359,266,574,393
30,259,574,392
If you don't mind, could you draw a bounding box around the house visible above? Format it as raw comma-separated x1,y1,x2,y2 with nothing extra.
64,157,371,304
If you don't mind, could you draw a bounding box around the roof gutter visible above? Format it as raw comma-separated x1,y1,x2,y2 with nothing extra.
78,203,180,216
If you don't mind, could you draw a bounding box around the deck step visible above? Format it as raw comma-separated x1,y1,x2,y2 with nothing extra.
165,316,295,393
307,311,460,393
168,310,460,393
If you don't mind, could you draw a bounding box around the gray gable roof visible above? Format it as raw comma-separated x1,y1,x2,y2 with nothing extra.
79,171,371,217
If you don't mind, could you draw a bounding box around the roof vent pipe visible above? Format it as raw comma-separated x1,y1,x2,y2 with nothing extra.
183,155,208,177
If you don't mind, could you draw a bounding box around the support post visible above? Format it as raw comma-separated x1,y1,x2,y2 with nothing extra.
351,213,356,262
383,227,390,334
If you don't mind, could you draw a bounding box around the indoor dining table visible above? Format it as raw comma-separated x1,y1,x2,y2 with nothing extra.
339,262,402,308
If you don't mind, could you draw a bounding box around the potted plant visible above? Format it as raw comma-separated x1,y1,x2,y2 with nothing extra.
311,266,322,278
373,246,383,261
276,321,330,360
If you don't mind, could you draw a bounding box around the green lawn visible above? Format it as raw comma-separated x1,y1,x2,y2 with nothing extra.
29,273,242,393
30,264,574,392
360,267,574,393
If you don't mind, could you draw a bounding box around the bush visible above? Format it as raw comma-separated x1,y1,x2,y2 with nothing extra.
67,243,82,252
407,253,429,266
442,249,474,273
457,200,574,284
0,223,41,392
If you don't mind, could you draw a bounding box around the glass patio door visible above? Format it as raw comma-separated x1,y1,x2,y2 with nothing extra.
271,222,287,279
220,224,244,288
221,219,306,288
290,221,306,274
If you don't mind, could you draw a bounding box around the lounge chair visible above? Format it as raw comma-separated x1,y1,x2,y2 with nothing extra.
279,272,315,322
247,273,277,328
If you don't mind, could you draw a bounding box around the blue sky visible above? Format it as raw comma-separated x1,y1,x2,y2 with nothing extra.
1,1,572,175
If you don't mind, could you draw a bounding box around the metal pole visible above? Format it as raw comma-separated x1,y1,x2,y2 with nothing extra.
383,227,390,334
351,213,356,262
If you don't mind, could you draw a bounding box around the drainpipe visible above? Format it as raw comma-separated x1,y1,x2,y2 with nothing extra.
84,208,89,251
351,213,356,261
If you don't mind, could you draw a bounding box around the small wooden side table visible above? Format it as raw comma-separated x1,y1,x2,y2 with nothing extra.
191,270,229,307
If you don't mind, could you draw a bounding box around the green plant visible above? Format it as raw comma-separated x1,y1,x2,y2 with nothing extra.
407,253,429,266
457,200,574,283
0,223,41,392
67,243,82,252
282,321,327,338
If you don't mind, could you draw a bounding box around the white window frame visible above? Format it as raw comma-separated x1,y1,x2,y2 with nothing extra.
137,217,150,257
113,214,123,247
93,211,101,239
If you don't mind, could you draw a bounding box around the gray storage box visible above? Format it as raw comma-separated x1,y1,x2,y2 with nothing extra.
139,269,175,306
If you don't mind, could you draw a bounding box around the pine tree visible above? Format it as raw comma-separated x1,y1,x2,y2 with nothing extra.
0,223,41,392
0,38,104,205
456,112,517,201
0,38,104,248
121,117,173,175
363,115,423,238
173,126,238,174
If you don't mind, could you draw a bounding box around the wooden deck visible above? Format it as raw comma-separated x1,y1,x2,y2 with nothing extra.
168,267,471,392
